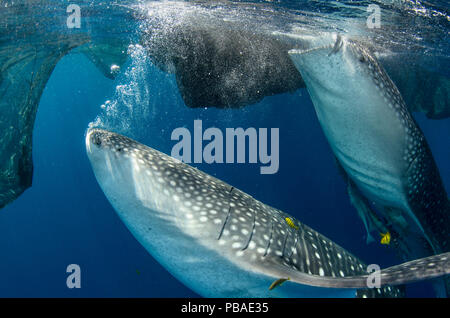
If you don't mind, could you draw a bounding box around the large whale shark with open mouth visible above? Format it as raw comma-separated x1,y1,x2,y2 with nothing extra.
288,34,450,295
86,128,449,298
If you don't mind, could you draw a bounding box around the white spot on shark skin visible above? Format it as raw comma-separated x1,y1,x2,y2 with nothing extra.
232,242,242,249
319,268,325,276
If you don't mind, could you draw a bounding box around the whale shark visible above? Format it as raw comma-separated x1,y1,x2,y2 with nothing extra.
288,34,450,295
86,128,449,298
142,20,305,109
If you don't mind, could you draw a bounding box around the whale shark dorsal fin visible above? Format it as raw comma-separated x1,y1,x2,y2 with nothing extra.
284,252,450,289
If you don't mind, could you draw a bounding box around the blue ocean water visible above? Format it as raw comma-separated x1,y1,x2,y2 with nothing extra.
0,0,449,297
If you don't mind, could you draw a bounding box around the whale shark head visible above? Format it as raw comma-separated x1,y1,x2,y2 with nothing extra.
288,34,389,101
86,127,202,225
85,127,238,258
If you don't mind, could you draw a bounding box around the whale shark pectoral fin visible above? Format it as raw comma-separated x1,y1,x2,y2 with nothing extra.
335,158,386,244
371,252,450,287
285,252,450,289
386,204,438,257
347,181,385,244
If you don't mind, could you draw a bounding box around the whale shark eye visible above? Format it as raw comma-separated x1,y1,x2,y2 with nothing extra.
359,55,366,63
92,135,102,147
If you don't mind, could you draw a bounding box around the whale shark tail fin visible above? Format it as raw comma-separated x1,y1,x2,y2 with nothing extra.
0,2,131,209
0,31,90,209
76,39,129,80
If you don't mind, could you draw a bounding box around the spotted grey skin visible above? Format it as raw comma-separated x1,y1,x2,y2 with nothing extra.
86,128,449,298
289,35,449,257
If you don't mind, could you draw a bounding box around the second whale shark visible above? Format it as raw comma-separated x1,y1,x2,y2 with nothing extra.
288,34,450,295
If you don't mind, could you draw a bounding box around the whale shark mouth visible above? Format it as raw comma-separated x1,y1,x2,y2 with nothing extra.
279,31,342,57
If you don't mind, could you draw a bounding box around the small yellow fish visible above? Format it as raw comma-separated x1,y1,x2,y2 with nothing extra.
380,232,391,245
285,217,299,230
269,277,290,290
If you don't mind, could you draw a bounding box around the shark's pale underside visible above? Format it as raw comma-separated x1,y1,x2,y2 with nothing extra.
86,128,449,298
